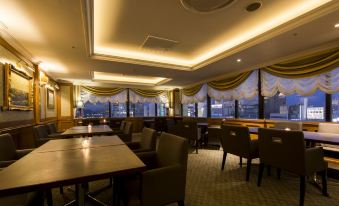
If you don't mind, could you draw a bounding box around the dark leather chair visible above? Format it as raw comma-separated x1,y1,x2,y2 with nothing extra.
121,132,188,206
118,121,133,142
257,128,328,206
273,121,302,131
220,125,259,181
112,120,126,135
126,127,157,153
181,121,200,154
33,125,57,147
0,190,44,206
0,133,33,168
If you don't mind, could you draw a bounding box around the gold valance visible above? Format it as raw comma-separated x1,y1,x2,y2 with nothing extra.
263,47,339,78
182,84,203,96
130,88,165,97
207,71,252,91
81,86,125,96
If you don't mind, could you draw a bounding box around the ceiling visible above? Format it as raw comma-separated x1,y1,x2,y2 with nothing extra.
0,0,338,89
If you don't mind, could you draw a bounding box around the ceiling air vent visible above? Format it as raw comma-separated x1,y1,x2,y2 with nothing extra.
246,2,262,12
180,0,236,13
141,35,178,52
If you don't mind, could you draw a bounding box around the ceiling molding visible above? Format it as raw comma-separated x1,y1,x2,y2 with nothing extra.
81,0,339,71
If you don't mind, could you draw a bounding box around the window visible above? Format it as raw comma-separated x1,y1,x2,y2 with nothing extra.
239,96,258,119
157,103,167,116
332,93,339,122
129,103,156,117
183,103,195,117
111,102,127,117
264,90,325,121
197,101,207,117
211,99,235,118
82,102,109,118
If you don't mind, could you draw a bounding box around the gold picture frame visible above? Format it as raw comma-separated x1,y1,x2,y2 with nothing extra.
47,88,55,109
3,64,33,110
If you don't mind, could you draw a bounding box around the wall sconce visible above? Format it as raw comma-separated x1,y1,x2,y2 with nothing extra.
76,100,84,108
165,102,170,108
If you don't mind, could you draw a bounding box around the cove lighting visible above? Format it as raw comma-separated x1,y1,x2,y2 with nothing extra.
92,71,171,86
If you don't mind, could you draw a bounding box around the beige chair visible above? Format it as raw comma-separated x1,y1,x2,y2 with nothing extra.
220,125,259,181
127,127,157,153
257,128,328,206
318,123,339,158
118,121,133,142
121,132,188,206
273,121,302,131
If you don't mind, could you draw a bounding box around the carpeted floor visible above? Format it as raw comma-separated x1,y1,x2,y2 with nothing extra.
51,149,339,206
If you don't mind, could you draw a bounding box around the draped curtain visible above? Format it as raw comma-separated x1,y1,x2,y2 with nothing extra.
181,84,207,104
80,86,127,103
129,89,168,104
208,70,258,101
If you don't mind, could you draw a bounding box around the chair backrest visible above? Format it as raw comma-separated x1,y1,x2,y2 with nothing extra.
258,128,306,175
221,125,251,157
139,127,157,151
166,119,175,131
318,123,339,133
46,123,57,134
33,125,49,139
0,133,17,161
181,121,198,140
120,121,126,131
157,132,188,168
273,121,302,131
123,122,133,135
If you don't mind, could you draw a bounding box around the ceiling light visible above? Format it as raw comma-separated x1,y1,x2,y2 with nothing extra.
335,23,339,28
180,0,236,13
236,58,242,62
92,71,171,86
246,2,262,12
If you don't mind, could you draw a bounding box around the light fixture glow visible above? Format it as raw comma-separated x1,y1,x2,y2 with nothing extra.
335,23,339,28
236,58,242,62
92,71,171,86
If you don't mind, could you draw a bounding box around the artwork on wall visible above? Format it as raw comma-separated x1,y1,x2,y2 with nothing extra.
47,88,55,109
3,64,33,110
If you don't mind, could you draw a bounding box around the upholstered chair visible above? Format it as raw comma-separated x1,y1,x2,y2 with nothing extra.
126,127,157,153
257,128,328,206
181,121,200,154
121,132,188,206
118,121,133,142
0,133,33,168
220,125,259,181
273,121,302,131
0,189,44,206
112,121,126,135
33,125,57,147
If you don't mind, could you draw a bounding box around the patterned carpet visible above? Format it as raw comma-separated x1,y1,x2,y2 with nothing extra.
52,149,339,206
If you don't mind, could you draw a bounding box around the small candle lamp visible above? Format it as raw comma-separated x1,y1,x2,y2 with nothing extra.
285,127,291,131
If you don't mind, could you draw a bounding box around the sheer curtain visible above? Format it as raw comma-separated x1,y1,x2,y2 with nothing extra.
261,67,339,97
181,84,207,104
208,70,258,100
129,90,168,104
81,89,127,103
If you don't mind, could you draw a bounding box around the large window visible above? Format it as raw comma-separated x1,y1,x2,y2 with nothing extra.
183,103,195,117
157,103,167,116
197,101,207,117
82,102,109,118
264,90,325,121
239,97,258,119
211,99,235,118
332,93,339,122
129,103,156,117
111,103,127,117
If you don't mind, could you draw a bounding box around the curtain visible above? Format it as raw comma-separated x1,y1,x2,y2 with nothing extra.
81,86,125,96
181,84,207,104
263,47,339,78
129,90,168,104
207,71,252,90
182,84,203,96
261,67,339,97
81,88,127,103
208,70,258,101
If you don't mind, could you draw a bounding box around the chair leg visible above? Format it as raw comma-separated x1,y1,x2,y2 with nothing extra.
246,159,252,181
46,189,53,206
257,163,264,186
178,200,185,206
221,152,227,170
321,170,329,196
300,176,306,206
277,168,281,180
59,186,64,194
239,157,243,167
195,139,198,154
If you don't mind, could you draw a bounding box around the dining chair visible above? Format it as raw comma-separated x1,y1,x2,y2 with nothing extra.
220,125,259,181
112,120,126,135
33,125,61,147
257,128,328,206
126,127,157,153
118,121,133,142
181,121,200,154
120,132,188,206
0,189,44,206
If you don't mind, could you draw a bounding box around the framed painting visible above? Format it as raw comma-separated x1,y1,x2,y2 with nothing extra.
47,88,55,109
3,64,33,110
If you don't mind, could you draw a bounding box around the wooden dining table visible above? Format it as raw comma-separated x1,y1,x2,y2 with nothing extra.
0,136,146,206
61,125,113,137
